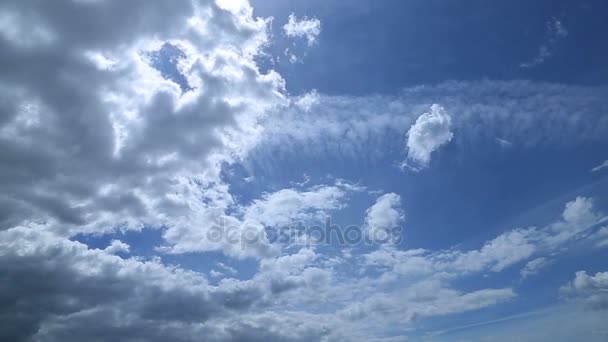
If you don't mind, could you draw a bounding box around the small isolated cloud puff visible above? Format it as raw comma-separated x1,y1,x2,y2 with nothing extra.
283,13,322,46
405,104,453,169
365,193,404,240
103,239,131,255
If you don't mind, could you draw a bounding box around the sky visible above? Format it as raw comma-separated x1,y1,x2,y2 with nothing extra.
1,1,608,341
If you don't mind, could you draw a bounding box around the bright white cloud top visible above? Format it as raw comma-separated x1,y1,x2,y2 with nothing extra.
405,104,454,169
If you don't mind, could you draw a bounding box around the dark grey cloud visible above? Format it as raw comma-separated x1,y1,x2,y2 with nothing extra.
0,227,334,342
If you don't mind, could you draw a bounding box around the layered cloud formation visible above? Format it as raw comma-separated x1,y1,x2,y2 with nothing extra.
1,1,608,341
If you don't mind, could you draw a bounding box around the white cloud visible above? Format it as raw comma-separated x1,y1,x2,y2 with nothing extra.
216,261,238,275
294,90,320,112
242,183,355,228
591,160,608,173
244,81,608,171
520,17,568,68
209,269,224,278
365,193,404,242
2,195,603,341
339,279,515,325
0,0,287,258
103,239,131,255
562,196,600,226
159,181,360,257
521,257,553,279
364,196,606,278
592,226,608,248
1,1,607,341
561,271,608,309
0,226,255,341
283,13,322,46
404,104,453,169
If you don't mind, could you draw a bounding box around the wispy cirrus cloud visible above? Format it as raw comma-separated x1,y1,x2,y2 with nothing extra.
591,160,608,173
520,17,568,68
244,81,608,173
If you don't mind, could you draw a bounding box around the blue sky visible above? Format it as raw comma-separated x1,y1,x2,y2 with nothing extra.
1,1,608,341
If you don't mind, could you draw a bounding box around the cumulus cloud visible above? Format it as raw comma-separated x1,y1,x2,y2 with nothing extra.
103,239,131,255
243,184,354,227
0,0,284,237
365,193,404,242
404,104,453,169
159,181,360,257
562,196,600,226
561,271,608,309
364,196,606,278
2,1,607,341
0,0,319,263
0,226,341,342
283,13,322,46
0,226,246,341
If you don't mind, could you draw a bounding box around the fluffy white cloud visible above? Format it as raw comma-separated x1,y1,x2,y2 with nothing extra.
365,193,404,242
364,196,606,278
2,1,608,341
103,239,131,255
561,271,608,309
562,196,600,226
283,13,322,46
3,195,601,341
405,104,453,169
159,181,360,257
243,184,354,227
